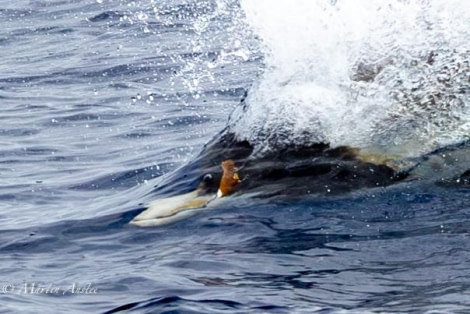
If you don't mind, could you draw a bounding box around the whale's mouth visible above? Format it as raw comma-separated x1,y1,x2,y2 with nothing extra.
130,153,245,227
129,190,217,227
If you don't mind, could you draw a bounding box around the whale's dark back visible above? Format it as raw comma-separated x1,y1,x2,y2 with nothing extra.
152,132,408,198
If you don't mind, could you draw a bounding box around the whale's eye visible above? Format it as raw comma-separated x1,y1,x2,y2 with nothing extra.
202,173,213,183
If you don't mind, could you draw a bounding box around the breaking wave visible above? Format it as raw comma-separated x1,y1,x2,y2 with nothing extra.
229,0,470,159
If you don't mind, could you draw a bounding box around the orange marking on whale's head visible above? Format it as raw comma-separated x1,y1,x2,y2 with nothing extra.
218,159,241,197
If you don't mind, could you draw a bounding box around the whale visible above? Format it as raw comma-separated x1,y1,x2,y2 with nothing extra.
130,130,470,227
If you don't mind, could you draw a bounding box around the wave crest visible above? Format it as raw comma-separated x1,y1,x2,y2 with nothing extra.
229,0,470,158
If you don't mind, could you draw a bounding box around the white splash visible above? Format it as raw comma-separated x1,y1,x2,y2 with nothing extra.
230,0,470,158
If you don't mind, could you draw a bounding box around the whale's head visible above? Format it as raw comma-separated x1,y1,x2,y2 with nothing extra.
129,132,422,227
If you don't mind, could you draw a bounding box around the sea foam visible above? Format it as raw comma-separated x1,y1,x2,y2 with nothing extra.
230,0,470,158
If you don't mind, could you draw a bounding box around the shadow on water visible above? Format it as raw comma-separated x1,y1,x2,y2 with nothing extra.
102,296,273,314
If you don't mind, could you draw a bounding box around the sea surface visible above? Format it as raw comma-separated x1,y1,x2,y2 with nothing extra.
1,0,469,313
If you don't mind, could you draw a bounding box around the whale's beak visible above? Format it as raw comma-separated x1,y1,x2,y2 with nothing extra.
130,159,241,227
129,189,215,227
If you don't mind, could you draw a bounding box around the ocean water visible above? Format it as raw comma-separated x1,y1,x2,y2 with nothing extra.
1,0,469,313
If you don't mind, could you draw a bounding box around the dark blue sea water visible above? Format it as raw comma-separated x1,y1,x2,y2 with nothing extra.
1,0,469,313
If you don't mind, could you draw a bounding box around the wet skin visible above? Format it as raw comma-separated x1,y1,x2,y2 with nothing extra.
152,132,408,199
131,132,470,226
